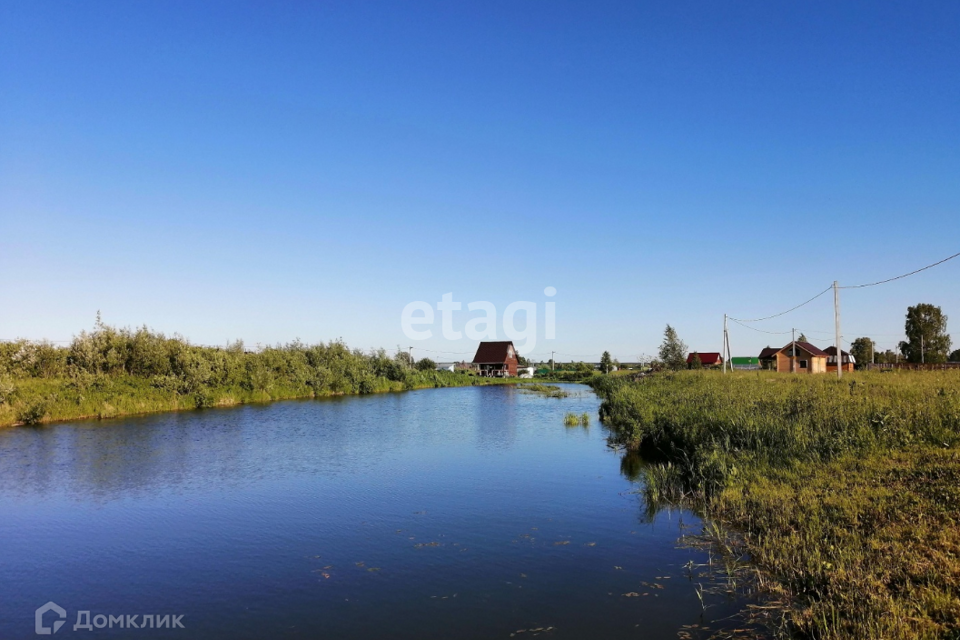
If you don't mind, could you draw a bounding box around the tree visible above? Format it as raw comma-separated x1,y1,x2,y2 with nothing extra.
415,358,436,371
659,325,687,371
798,333,809,343
689,352,703,370
899,303,952,364
599,351,614,374
849,337,875,369
949,349,960,363
877,349,898,365
395,348,414,368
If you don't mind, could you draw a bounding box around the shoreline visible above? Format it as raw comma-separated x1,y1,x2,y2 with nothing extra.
0,374,544,429
591,370,960,639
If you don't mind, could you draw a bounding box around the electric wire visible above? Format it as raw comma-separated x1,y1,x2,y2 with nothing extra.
728,285,833,323
840,251,960,289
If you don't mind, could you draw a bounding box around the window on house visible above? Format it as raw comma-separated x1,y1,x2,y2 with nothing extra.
800,360,808,369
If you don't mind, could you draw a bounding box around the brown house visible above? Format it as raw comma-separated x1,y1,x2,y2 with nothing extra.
472,341,519,377
758,347,781,370
823,346,856,373
760,342,828,373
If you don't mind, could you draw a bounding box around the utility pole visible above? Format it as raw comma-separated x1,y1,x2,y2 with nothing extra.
833,281,842,379
791,328,796,373
725,322,733,373
409,346,414,368
551,351,555,372
921,334,925,365
723,315,728,374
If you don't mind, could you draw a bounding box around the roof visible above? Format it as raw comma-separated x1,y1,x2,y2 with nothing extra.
471,341,517,364
822,346,849,357
758,347,780,359
687,352,722,364
823,346,856,363
778,341,828,357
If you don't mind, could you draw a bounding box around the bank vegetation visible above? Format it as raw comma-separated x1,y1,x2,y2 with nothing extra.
0,322,507,427
592,370,960,640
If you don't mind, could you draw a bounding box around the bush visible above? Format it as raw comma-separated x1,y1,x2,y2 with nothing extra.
416,358,437,371
0,376,15,405
194,390,217,409
17,400,48,425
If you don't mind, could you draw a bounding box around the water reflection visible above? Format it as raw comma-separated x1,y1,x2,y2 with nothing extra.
619,449,644,482
0,385,749,640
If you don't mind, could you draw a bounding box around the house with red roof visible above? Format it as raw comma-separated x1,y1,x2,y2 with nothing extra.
471,341,519,377
686,352,723,368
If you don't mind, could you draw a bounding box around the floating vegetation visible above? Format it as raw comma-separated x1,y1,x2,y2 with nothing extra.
518,383,569,398
563,412,591,427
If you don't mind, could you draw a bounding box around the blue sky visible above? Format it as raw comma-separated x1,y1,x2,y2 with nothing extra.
1,1,958,361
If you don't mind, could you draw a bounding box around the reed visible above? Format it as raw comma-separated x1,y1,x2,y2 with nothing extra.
592,370,960,639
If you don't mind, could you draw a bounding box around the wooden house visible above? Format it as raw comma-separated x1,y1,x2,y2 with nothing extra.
823,346,856,373
471,341,519,377
758,347,781,370
759,342,828,374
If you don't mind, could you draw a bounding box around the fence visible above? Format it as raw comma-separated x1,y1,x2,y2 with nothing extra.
865,362,960,371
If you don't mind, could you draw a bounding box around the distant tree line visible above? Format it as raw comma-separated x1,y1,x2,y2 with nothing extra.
850,303,954,367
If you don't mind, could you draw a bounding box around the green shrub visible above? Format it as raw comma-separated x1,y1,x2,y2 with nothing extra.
416,358,437,371
0,376,15,405
17,400,48,425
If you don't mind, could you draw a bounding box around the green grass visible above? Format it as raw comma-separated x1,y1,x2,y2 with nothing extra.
0,366,518,428
0,323,530,427
591,370,960,639
563,411,590,426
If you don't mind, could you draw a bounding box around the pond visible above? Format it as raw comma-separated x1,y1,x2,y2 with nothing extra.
0,384,745,639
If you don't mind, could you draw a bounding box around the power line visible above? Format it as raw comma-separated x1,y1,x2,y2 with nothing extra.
409,347,475,355
729,318,793,335
841,250,960,289
729,285,833,323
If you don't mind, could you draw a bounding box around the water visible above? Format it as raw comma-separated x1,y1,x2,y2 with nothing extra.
0,384,743,639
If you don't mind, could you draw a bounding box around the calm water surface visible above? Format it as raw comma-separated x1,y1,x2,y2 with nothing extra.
0,384,742,639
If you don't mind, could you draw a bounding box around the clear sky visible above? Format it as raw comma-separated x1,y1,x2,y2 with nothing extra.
2,1,958,361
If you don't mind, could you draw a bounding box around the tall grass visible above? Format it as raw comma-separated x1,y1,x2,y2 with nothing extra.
592,370,960,639
0,322,508,427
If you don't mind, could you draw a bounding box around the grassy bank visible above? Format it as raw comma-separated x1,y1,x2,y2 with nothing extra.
591,371,960,639
0,323,515,427
0,369,511,427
